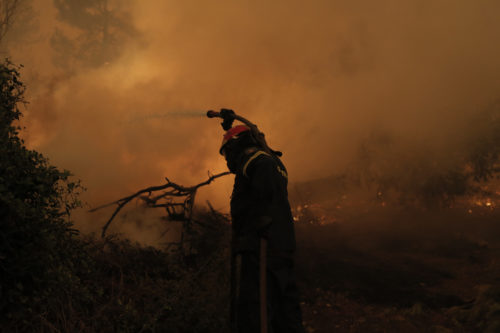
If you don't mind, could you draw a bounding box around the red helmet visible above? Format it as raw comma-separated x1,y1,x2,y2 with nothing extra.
220,125,251,155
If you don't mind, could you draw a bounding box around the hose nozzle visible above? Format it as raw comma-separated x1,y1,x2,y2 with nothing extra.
206,110,219,118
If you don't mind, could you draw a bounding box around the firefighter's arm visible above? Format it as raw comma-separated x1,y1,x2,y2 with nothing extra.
245,155,278,236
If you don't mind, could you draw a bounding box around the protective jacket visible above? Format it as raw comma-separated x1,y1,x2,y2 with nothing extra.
230,148,296,253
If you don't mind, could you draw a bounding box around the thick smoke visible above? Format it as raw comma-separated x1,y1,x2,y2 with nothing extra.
6,0,500,238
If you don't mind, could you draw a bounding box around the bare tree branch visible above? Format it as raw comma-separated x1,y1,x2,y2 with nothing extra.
90,171,230,238
0,0,20,42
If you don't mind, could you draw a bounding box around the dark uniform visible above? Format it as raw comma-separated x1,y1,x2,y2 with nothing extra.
230,147,304,333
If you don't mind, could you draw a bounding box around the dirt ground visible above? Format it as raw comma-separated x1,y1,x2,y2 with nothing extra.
294,206,500,332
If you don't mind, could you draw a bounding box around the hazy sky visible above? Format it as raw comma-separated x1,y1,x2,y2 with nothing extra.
7,0,500,234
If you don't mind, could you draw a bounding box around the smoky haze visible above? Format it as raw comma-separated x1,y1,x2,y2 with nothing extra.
7,0,500,237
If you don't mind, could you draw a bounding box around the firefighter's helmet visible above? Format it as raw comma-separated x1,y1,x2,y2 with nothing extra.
219,125,251,155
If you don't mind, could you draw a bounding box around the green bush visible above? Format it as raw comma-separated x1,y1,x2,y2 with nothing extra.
0,59,232,331
0,59,87,330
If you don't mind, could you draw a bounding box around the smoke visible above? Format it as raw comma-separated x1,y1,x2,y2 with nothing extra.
5,0,500,237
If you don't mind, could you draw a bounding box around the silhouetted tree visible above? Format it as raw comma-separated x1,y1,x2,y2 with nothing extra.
0,1,37,55
0,0,19,41
0,59,86,330
466,101,500,182
350,102,500,208
51,0,138,70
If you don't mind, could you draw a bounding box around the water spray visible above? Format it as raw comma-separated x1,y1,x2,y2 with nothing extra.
124,110,206,124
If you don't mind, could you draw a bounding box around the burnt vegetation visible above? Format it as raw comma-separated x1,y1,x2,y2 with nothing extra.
315,104,500,210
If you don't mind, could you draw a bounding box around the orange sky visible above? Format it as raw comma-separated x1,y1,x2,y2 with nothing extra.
5,0,500,238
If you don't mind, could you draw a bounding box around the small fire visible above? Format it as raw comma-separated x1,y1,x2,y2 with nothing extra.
468,195,497,212
474,198,495,208
293,203,335,225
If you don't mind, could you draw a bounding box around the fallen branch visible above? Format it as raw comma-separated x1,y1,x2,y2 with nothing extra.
90,171,231,238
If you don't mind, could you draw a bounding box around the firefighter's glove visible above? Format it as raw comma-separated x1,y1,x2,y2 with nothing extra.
220,108,235,118
220,108,235,130
256,216,272,239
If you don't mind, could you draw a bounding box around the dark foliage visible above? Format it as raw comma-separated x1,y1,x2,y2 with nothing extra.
0,60,232,332
465,101,500,182
0,59,87,330
71,224,230,333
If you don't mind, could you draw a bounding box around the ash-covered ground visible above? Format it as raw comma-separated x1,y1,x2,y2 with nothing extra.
291,178,500,332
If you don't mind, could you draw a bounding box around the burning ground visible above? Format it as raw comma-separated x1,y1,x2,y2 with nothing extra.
291,185,500,332
289,139,500,331
11,180,500,332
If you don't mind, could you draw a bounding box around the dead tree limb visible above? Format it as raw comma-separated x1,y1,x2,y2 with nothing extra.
90,171,231,238
0,0,19,42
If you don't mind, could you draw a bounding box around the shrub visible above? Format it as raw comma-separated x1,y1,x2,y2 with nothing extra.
0,59,87,330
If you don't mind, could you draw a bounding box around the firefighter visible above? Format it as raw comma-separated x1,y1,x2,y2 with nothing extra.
220,124,305,333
